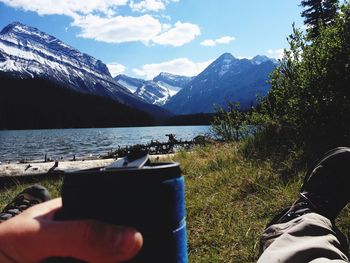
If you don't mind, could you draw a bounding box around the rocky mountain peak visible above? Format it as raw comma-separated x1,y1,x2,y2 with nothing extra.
251,55,276,65
218,52,235,60
0,21,24,34
0,22,110,77
164,52,276,114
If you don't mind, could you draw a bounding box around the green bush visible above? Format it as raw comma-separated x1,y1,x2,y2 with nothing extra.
258,3,350,159
211,102,251,141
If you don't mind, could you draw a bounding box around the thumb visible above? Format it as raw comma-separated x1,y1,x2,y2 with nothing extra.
0,215,143,263
41,220,143,263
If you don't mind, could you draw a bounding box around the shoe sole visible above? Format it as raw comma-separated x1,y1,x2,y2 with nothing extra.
302,147,350,191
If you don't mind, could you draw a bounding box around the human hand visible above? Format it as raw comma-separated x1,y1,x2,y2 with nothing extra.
0,198,143,263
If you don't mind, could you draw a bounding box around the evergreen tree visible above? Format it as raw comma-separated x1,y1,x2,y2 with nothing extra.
301,0,339,37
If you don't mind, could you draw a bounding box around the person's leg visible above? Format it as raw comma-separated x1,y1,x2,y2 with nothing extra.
259,213,349,262
259,147,350,263
0,185,51,223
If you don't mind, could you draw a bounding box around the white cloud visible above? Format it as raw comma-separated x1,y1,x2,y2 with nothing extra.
0,0,128,17
72,16,199,46
130,0,165,13
201,36,235,47
72,14,162,44
267,49,284,59
201,39,216,47
129,0,180,13
133,68,147,77
162,23,172,31
107,63,126,77
0,0,200,46
216,36,235,44
152,21,200,47
160,14,172,21
133,57,214,79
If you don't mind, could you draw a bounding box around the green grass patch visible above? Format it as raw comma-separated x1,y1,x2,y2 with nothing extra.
169,143,304,262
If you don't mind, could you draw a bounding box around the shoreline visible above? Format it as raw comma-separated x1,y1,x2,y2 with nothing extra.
0,154,175,177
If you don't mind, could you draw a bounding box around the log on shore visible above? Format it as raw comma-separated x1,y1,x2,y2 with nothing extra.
0,154,175,177
0,159,115,177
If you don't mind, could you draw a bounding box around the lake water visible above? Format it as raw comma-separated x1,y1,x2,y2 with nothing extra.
0,125,211,163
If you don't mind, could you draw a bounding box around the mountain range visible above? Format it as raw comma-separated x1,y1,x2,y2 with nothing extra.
0,22,277,128
163,53,277,114
115,54,277,114
0,22,169,120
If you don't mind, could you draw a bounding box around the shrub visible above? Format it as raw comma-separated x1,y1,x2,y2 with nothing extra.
259,4,350,159
211,102,250,141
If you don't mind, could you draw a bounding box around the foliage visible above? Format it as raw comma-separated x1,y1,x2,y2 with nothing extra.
301,0,339,38
258,3,350,159
211,102,251,141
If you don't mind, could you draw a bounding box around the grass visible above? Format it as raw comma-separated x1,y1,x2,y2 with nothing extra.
1,142,350,262
0,176,63,208
171,143,304,262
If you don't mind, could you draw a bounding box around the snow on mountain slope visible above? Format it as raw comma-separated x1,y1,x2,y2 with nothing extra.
153,72,193,94
0,22,119,95
114,73,192,105
0,22,170,117
134,82,170,106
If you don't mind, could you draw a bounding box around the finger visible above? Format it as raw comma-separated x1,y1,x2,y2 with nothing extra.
40,220,143,263
22,198,62,220
0,200,143,263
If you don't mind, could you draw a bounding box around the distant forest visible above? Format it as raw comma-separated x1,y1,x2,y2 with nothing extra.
0,74,214,130
164,113,215,126
0,74,155,129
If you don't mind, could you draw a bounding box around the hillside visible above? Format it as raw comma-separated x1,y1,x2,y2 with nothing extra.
0,74,155,129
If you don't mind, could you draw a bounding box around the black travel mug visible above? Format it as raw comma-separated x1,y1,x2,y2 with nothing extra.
49,160,188,262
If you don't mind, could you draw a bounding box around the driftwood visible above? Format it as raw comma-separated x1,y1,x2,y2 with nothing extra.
0,159,116,177
0,134,212,178
102,134,212,159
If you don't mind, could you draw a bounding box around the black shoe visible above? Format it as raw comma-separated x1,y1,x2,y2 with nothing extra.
268,147,350,226
0,185,51,223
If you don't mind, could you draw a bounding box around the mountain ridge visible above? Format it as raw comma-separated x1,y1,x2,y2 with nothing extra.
163,53,276,114
0,21,276,119
0,22,170,118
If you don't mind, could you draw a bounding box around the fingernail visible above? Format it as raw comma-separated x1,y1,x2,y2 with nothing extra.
115,229,143,257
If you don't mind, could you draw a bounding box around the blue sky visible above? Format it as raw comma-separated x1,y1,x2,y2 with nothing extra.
0,0,304,79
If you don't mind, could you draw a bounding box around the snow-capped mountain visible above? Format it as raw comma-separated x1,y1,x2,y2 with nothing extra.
0,22,169,117
135,82,170,106
164,53,276,114
153,72,193,96
115,73,192,105
114,74,144,93
0,22,122,95
114,74,169,105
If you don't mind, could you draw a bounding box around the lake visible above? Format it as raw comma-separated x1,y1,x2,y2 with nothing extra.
0,125,211,163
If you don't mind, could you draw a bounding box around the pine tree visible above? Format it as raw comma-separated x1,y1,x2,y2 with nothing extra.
300,0,339,38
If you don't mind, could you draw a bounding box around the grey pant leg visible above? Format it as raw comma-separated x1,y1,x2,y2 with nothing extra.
258,213,349,263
